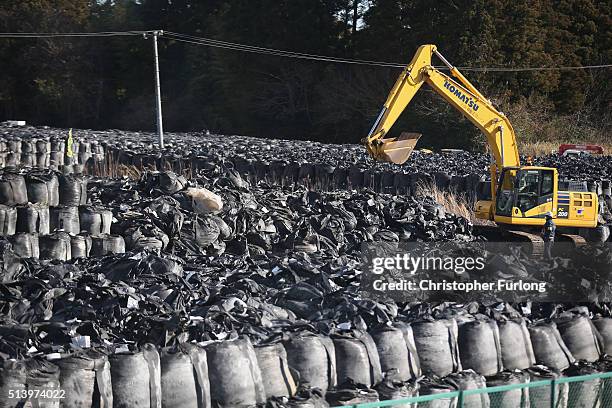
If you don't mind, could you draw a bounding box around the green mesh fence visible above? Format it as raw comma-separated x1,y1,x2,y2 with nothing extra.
332,371,612,408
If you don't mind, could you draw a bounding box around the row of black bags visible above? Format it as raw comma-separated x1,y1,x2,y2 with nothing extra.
2,321,611,408
3,124,612,185
5,231,125,260
2,133,611,225
0,205,112,236
0,132,104,160
0,172,86,207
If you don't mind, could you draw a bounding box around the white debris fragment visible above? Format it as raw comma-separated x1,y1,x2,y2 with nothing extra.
185,187,223,214
71,335,91,348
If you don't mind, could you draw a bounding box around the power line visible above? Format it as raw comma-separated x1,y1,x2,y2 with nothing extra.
0,31,153,38
164,31,612,72
164,32,404,68
0,30,610,72
455,64,612,72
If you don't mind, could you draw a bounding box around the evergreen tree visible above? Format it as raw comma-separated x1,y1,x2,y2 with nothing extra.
0,0,608,147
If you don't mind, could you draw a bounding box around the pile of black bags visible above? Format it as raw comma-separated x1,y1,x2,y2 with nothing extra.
0,123,611,406
0,169,124,261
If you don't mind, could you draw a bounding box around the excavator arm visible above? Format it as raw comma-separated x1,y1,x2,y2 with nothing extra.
364,45,520,178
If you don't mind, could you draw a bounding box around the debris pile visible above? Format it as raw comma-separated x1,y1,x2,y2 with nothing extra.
0,122,611,406
0,168,608,406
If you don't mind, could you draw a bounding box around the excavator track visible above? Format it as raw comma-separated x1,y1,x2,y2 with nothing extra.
503,230,545,257
474,225,545,256
557,233,587,248
475,227,592,257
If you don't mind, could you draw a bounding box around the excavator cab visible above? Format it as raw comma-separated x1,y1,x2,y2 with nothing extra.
478,166,598,228
495,167,556,220
494,168,519,217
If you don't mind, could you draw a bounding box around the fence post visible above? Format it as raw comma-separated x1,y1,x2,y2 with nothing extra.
550,378,556,408
151,30,165,149
458,389,464,408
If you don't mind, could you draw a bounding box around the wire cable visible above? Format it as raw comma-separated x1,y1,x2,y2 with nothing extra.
0,31,154,38
164,31,612,72
453,64,612,72
0,30,610,71
165,31,401,65
164,32,405,67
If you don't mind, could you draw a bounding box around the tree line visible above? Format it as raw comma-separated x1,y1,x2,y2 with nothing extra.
0,0,610,149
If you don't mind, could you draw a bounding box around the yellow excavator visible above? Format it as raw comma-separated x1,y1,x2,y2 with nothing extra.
363,44,601,244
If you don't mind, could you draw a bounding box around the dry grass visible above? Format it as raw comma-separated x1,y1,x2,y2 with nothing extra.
116,164,144,179
87,150,197,180
518,141,560,157
519,140,612,157
497,94,612,157
416,182,472,219
415,182,495,225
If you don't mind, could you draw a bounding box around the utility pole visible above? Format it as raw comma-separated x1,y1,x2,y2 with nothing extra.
151,30,164,149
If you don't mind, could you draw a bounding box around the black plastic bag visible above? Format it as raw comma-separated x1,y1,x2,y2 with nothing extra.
485,370,530,408
58,174,87,206
70,235,92,259
25,358,61,408
526,366,567,408
160,343,210,408
529,321,575,371
0,360,26,408
458,319,503,376
254,342,297,399
25,172,59,206
444,370,490,408
56,351,113,408
283,332,337,394
592,317,612,355
555,313,603,362
192,216,221,247
325,380,379,406
205,337,265,406
90,234,125,257
9,233,39,259
564,363,602,408
0,173,28,206
370,325,420,382
79,206,113,235
0,205,17,236
109,344,161,408
411,318,461,377
39,232,72,261
497,318,536,370
373,371,418,408
16,203,50,235
332,330,382,387
49,206,79,234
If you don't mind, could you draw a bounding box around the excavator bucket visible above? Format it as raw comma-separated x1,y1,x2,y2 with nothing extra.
375,132,421,164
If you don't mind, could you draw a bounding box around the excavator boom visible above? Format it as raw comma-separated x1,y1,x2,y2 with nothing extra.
365,44,520,176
